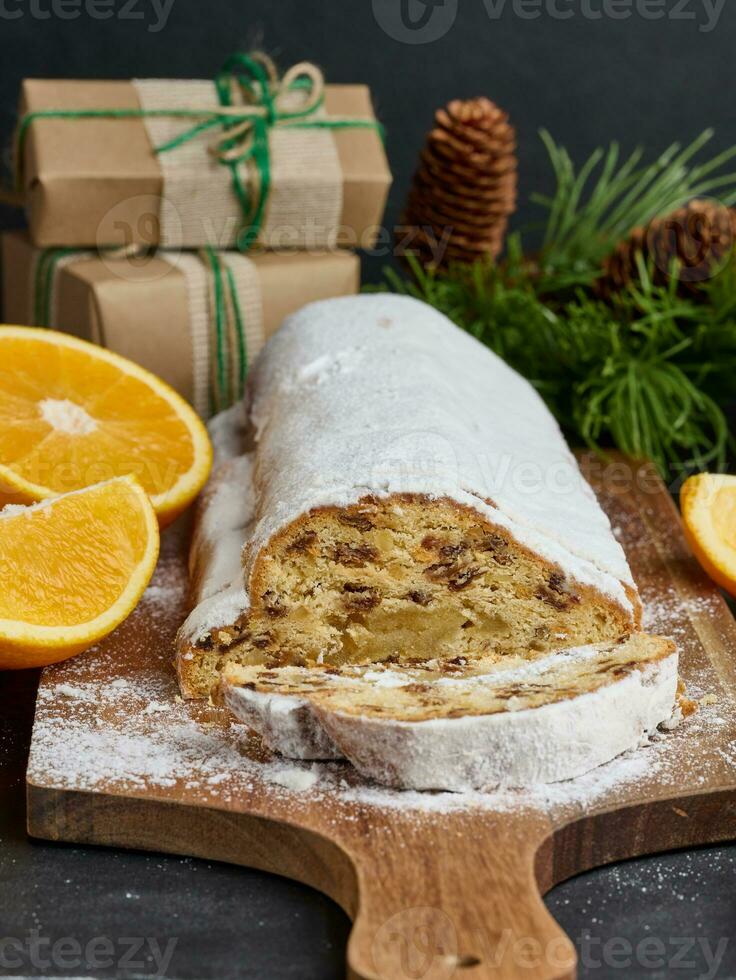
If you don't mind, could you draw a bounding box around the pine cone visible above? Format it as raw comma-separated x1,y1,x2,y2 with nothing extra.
398,97,517,269
599,199,736,298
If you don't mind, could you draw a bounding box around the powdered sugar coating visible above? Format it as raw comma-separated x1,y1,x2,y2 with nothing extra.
225,688,342,761
242,295,635,608
222,644,679,791
181,295,637,644
180,453,255,642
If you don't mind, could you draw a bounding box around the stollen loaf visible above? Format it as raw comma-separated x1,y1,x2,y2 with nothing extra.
177,294,645,701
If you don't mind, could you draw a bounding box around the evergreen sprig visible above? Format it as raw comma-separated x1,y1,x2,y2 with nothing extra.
379,251,736,479
533,129,736,286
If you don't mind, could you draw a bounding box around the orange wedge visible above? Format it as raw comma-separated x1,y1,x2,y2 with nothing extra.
0,326,212,525
680,473,736,597
0,476,159,669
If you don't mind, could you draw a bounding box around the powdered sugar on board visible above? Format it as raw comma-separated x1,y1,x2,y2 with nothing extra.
27,520,736,819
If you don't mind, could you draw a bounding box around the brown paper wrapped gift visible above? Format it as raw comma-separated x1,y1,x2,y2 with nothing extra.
2,231,360,418
16,67,392,251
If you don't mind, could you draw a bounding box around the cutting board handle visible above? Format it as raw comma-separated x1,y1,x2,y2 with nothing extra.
342,811,576,980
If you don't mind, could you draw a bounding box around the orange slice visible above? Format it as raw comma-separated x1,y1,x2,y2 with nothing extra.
0,476,159,669
680,473,736,597
0,326,212,525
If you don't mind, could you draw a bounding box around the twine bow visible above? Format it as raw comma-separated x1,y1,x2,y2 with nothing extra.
157,52,332,251
10,51,383,252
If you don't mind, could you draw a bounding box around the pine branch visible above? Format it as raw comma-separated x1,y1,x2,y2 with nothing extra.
534,129,736,280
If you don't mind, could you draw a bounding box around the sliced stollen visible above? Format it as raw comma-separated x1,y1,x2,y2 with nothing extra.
220,633,678,792
177,294,642,700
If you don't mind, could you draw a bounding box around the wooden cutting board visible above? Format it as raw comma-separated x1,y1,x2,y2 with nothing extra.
26,454,736,980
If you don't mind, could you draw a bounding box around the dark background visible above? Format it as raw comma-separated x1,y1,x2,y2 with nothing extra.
2,0,736,280
1,2,736,978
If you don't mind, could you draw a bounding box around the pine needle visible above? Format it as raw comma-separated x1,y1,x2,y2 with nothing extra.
535,129,736,282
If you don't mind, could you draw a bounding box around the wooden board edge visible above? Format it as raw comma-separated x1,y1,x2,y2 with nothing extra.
26,782,359,918
537,787,736,893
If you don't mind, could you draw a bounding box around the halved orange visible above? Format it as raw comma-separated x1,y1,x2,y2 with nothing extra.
680,473,736,597
0,326,212,525
0,476,159,668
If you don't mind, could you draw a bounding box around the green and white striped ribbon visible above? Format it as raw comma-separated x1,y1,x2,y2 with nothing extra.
30,247,264,417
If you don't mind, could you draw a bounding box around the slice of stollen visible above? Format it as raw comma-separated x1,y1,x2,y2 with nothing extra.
220,633,678,792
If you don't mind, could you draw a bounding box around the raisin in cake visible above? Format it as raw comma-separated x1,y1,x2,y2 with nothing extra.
177,294,643,700
219,633,678,791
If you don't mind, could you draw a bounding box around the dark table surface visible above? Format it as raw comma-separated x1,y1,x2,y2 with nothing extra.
1,666,735,980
